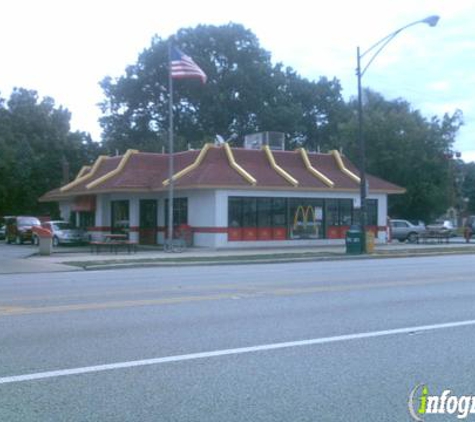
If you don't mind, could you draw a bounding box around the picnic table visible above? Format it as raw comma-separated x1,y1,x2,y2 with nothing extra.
90,234,137,254
417,228,451,244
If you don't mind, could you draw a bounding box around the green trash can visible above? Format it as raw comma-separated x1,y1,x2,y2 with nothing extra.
346,225,363,254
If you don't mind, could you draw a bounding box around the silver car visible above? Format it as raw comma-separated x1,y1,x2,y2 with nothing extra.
390,219,426,243
34,220,89,246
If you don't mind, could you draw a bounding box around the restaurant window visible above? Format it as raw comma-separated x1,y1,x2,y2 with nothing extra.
228,197,288,229
325,199,354,227
79,211,95,229
339,199,353,226
272,198,287,228
111,200,129,234
257,198,272,228
242,197,257,227
325,199,339,227
367,199,378,226
228,197,243,227
289,198,323,239
165,198,188,227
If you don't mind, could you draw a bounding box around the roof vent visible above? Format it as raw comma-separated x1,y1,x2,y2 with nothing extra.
244,132,285,151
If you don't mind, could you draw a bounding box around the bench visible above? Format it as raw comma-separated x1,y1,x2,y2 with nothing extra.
90,240,138,254
417,229,450,244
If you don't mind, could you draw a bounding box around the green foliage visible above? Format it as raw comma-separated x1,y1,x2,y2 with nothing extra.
0,88,102,217
339,90,464,222
1,24,465,224
462,162,475,214
99,23,347,154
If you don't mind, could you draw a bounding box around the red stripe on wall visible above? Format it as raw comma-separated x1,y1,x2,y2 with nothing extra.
89,227,112,232
192,227,228,233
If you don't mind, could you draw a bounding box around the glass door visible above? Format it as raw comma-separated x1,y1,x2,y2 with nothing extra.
139,200,157,245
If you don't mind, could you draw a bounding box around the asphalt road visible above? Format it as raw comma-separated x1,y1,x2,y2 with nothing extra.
1,255,475,421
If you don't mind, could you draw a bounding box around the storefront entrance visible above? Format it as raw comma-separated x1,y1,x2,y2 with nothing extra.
139,200,157,245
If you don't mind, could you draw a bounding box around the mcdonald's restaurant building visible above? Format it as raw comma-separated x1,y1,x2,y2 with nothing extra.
40,140,404,248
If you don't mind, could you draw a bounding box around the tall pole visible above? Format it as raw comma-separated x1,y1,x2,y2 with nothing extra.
167,42,174,247
356,46,367,253
355,15,439,253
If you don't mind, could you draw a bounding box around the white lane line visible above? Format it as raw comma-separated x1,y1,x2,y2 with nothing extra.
2,318,475,385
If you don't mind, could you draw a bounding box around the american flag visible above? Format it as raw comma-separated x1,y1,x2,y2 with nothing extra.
170,47,207,84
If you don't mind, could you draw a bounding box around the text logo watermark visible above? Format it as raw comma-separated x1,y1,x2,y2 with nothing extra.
409,384,475,420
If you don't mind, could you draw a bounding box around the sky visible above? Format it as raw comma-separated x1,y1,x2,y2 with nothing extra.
1,0,474,161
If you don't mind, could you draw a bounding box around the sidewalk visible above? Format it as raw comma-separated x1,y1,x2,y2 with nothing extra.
16,238,475,272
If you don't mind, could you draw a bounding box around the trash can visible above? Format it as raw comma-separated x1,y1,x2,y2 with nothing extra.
39,236,53,256
366,231,375,254
33,226,53,256
345,225,363,254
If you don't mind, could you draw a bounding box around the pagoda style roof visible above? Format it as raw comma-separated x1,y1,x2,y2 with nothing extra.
40,144,404,201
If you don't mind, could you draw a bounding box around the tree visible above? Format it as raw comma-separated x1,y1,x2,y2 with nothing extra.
0,88,102,217
462,162,475,214
339,90,463,222
99,23,347,153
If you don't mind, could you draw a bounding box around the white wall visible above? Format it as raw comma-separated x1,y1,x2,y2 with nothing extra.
59,201,72,222
66,188,390,247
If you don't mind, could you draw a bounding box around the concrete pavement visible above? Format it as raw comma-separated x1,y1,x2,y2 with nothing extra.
1,237,475,273
0,243,81,274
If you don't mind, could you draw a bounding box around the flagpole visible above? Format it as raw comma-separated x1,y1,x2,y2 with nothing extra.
167,41,174,249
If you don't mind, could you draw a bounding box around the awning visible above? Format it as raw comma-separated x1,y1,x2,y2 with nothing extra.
71,196,96,212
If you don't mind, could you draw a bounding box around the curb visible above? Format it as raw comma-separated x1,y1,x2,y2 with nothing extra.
63,248,475,271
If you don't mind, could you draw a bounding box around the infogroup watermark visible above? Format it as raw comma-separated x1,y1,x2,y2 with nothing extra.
409,384,475,420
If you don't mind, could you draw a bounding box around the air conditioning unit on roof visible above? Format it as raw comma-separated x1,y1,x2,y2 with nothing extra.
244,132,285,151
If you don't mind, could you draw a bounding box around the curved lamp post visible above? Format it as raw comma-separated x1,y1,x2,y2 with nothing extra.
356,15,440,252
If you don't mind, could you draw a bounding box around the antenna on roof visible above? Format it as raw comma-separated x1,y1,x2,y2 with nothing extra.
215,135,225,145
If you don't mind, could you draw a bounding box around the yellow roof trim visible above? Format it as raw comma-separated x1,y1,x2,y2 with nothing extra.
86,149,139,190
262,145,299,186
223,143,257,185
298,148,335,188
162,143,213,186
330,150,361,184
75,165,92,180
59,155,108,192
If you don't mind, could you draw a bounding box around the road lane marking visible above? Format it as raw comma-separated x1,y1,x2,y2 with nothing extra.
2,283,261,303
0,306,28,313
0,293,236,316
0,274,472,317
1,318,475,385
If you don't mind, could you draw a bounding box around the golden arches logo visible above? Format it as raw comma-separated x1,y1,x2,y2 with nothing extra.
293,205,316,232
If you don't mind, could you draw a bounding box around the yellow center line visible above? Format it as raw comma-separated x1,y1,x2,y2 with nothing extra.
3,283,259,303
0,306,29,313
0,275,470,317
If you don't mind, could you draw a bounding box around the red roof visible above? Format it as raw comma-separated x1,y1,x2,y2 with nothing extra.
40,145,404,201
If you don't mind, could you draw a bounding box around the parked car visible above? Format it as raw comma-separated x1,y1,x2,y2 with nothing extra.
5,216,42,244
0,224,5,240
34,220,89,247
408,219,426,228
426,219,457,237
390,219,426,243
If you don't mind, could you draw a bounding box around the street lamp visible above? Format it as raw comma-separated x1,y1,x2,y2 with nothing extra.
356,15,439,252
